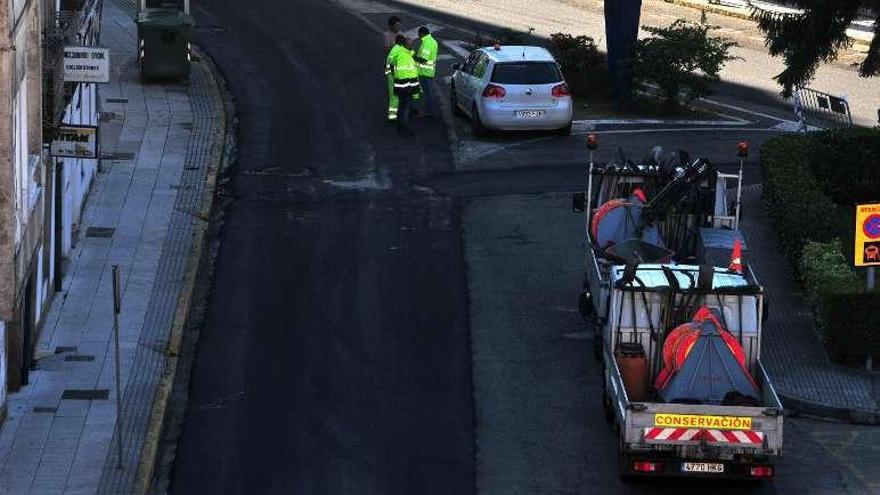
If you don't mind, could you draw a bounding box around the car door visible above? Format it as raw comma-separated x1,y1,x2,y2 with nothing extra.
456,51,480,113
469,54,491,106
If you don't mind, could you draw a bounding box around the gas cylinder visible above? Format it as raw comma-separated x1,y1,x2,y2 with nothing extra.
615,342,648,402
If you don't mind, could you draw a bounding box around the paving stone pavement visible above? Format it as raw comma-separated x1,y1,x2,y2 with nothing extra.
740,184,880,419
0,1,224,493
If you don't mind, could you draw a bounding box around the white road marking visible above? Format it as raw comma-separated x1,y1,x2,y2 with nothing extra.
323,170,390,190
330,0,385,34
437,54,455,61
702,108,752,124
573,121,595,132
458,124,792,162
442,39,472,59
457,135,558,162
698,96,791,123
637,82,774,125
572,126,787,136
572,118,749,126
769,121,822,132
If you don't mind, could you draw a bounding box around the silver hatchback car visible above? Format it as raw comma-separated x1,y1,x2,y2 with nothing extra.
450,45,573,135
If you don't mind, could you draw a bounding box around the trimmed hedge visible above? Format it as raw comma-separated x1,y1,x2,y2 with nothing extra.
798,240,879,364
806,128,880,205
762,129,880,366
759,135,839,264
800,240,861,310
823,290,880,366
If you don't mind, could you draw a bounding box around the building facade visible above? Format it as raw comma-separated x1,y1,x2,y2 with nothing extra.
0,0,100,422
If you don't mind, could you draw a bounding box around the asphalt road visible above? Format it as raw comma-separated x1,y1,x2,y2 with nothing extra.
163,0,880,494
168,1,474,493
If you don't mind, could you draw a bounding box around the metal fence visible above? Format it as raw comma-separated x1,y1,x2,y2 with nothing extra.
793,87,854,131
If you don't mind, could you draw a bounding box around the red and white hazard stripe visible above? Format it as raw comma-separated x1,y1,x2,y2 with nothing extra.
644,427,701,442
702,429,764,444
644,427,764,445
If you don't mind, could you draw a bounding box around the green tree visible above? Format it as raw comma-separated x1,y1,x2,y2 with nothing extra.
751,0,880,97
548,33,606,96
635,20,737,109
548,33,604,74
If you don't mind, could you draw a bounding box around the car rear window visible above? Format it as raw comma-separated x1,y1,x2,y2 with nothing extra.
490,62,561,84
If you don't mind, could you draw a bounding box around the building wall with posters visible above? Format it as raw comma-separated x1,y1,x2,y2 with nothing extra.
52,3,102,259
0,0,49,419
0,0,101,423
58,82,98,259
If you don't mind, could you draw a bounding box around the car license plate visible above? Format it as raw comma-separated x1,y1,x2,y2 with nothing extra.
682,462,725,474
515,110,544,119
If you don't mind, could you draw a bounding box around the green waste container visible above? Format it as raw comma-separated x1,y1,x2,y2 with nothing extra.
136,9,194,79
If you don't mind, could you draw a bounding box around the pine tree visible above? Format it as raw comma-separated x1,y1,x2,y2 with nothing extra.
751,0,879,96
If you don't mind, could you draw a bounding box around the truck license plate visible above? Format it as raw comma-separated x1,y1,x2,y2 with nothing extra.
682,462,725,474
515,110,544,119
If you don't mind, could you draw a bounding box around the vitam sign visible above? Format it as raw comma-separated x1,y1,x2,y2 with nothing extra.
63,46,110,83
51,125,98,159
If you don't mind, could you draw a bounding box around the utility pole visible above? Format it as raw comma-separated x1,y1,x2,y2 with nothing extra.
112,265,124,468
868,266,875,371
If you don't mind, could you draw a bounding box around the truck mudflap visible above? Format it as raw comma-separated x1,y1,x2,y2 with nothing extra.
643,427,765,447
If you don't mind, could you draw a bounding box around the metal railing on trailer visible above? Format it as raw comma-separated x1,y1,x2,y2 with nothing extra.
609,265,765,384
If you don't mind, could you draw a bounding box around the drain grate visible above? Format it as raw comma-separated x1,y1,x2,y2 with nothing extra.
61,389,109,400
105,98,129,104
101,152,136,161
55,346,77,354
33,406,58,414
64,355,95,362
86,227,115,238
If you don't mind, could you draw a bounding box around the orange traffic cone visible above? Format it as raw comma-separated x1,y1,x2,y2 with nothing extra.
729,239,743,274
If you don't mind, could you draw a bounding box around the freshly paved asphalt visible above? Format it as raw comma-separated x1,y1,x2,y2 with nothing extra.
166,0,880,494
169,1,474,493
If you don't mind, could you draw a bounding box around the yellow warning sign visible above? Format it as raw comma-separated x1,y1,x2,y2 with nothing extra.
654,413,753,430
855,203,880,267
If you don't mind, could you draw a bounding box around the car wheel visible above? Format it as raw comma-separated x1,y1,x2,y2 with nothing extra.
471,103,488,137
450,84,465,117
557,122,572,136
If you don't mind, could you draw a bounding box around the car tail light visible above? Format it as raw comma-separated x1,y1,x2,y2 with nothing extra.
750,466,774,478
482,84,506,98
632,460,663,473
551,83,571,97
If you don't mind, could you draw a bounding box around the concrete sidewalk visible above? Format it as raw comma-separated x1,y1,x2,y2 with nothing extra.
740,185,880,424
0,1,226,493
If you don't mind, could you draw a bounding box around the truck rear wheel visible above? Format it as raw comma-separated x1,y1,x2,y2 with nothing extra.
617,450,635,481
592,325,603,361
578,291,593,319
602,388,614,424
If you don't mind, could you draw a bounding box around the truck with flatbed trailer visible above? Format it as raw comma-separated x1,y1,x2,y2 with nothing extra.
572,141,783,479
